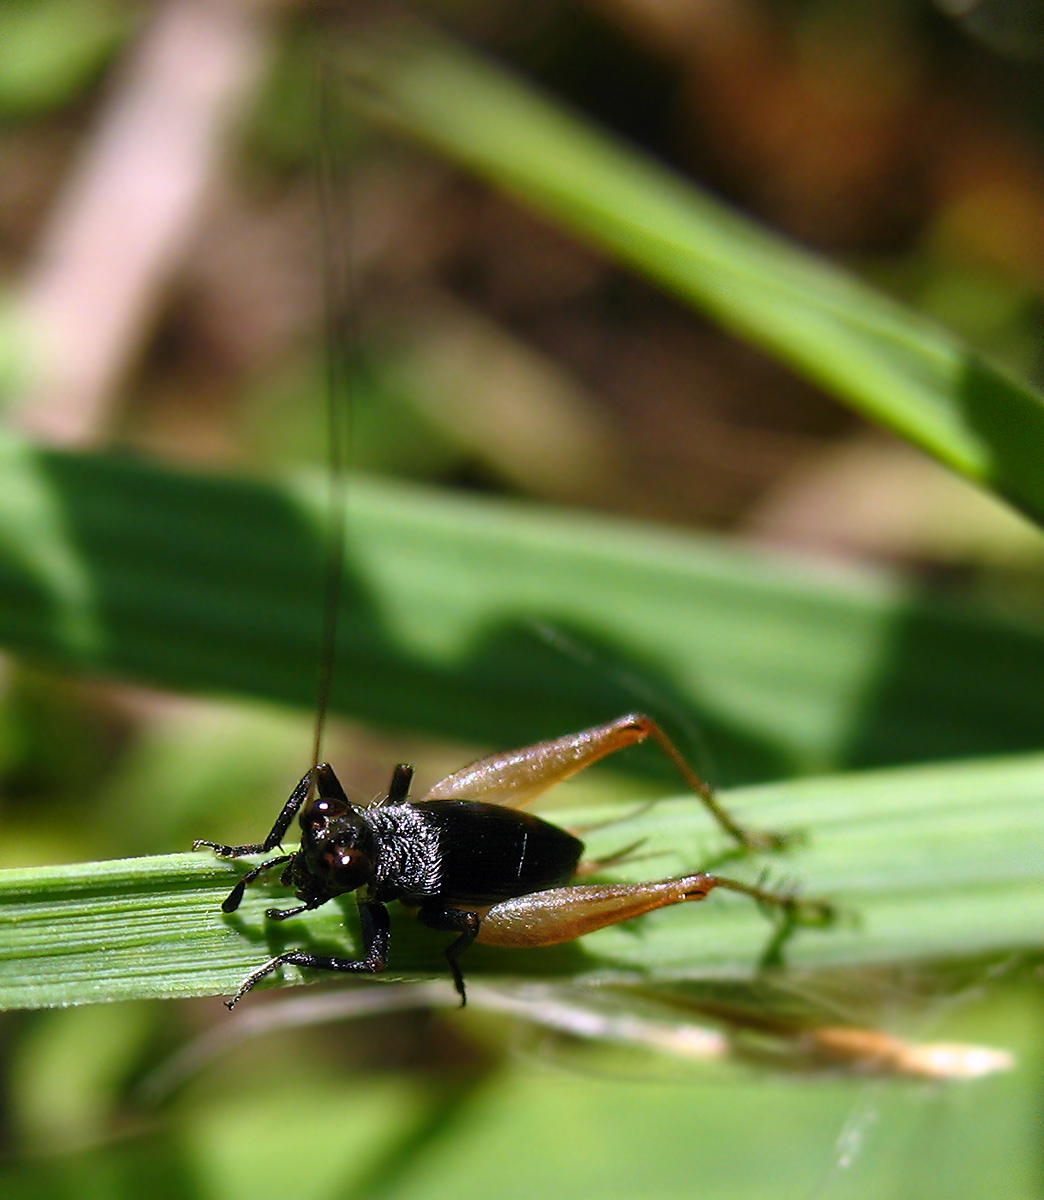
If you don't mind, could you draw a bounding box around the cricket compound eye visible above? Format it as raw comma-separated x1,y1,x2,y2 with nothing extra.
300,794,350,835
324,846,374,891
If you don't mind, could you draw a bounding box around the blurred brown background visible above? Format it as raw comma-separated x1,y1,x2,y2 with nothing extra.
7,0,1044,559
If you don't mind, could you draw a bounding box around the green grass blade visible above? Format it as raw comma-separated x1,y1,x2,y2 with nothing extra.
339,31,1044,526
1,750,1041,1008
2,429,1044,780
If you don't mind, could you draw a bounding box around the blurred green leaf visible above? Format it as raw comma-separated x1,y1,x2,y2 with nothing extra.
362,993,1041,1200
9,1002,156,1150
338,30,1044,528
1,429,1044,785
0,0,132,117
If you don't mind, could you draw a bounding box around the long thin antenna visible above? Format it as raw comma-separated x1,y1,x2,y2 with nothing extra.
311,58,354,773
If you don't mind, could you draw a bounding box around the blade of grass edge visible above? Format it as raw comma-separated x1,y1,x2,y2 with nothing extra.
1,750,1041,1008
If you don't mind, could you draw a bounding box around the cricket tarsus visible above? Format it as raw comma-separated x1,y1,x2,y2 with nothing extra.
225,899,391,1011
195,713,831,1008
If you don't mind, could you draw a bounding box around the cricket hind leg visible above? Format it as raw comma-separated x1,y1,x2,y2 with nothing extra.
622,715,787,851
422,713,780,851
474,874,833,952
224,899,391,1010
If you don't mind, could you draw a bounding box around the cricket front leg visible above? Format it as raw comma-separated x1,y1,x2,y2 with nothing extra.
194,761,355,861
224,900,391,1010
474,875,832,950
422,713,777,850
194,768,318,859
195,769,320,914
196,764,358,913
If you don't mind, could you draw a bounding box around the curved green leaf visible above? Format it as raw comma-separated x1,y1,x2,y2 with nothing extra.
339,31,1044,527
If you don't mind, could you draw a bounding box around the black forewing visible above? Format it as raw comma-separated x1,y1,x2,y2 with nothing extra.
414,800,583,906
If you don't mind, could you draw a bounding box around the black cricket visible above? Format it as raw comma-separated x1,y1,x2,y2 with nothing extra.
195,713,820,1009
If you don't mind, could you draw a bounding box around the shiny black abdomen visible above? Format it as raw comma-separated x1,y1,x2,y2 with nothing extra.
412,800,583,907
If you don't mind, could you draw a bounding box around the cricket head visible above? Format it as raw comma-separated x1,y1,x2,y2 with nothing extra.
294,792,377,899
